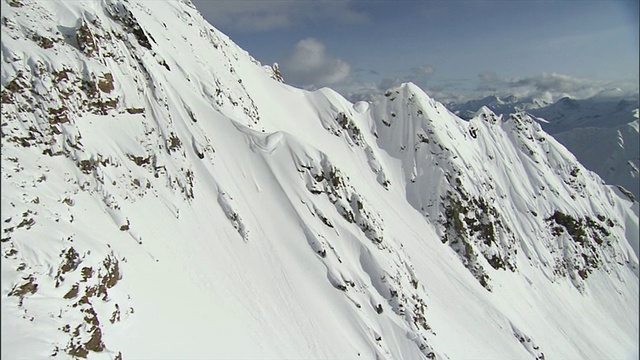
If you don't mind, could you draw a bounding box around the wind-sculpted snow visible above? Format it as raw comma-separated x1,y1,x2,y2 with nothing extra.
370,85,637,294
1,0,638,359
452,92,640,201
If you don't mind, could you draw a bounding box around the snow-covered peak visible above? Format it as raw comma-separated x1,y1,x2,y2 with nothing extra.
447,88,639,203
449,94,549,120
1,1,638,359
474,105,499,120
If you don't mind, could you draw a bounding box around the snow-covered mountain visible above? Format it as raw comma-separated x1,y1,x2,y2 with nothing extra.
450,95,551,120
1,0,638,359
532,94,639,201
451,92,640,200
553,120,639,202
530,93,639,135
450,91,638,133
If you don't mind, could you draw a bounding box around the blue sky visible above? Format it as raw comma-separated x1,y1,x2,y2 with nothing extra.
191,0,639,103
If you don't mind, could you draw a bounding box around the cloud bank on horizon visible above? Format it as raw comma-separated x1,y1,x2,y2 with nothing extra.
192,0,639,104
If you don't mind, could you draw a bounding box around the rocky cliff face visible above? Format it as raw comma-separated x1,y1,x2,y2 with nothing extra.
1,0,638,359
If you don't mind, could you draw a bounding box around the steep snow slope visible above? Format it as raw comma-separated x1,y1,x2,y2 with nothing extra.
372,89,639,286
553,120,639,201
532,95,640,200
451,92,639,200
1,0,638,359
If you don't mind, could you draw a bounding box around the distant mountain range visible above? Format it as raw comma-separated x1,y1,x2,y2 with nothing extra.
450,92,639,199
449,94,551,120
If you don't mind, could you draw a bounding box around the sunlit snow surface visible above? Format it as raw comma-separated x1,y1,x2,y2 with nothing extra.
452,94,640,201
1,0,638,359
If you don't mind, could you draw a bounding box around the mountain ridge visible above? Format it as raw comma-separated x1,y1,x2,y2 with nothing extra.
1,0,638,359
450,91,639,200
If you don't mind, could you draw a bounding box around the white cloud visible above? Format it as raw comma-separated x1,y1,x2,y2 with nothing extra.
193,0,368,32
280,44,438,101
345,69,638,105
379,77,404,91
412,65,435,78
510,72,597,94
282,38,351,87
476,71,639,101
478,71,498,82
408,65,436,90
336,65,439,102
367,70,638,105
363,65,436,93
